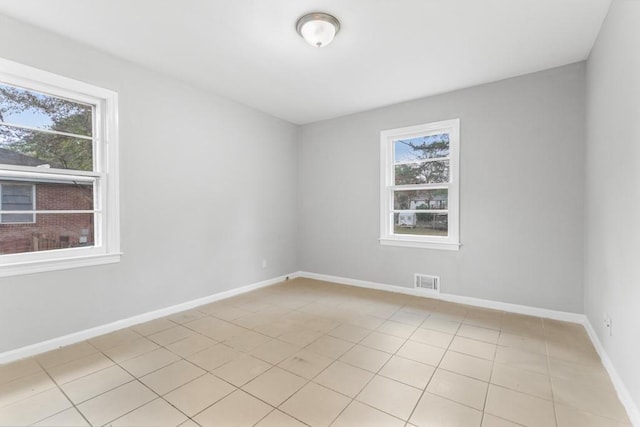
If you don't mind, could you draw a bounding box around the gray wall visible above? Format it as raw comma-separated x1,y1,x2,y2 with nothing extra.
585,0,640,411
0,15,298,353
298,63,586,313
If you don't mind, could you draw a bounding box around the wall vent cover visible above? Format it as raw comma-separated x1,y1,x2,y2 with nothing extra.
415,274,440,293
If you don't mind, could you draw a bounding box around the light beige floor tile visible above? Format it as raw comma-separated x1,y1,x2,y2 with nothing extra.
254,319,300,338
458,324,500,344
410,392,483,427
88,329,140,351
0,387,72,426
332,400,405,427
494,346,549,375
178,420,199,427
491,363,552,400
232,312,276,330
485,384,555,427
328,324,371,343
200,320,247,342
555,403,631,427
305,335,354,359
77,381,156,426
110,398,187,426
255,409,306,427
390,310,427,326
280,382,350,427
165,334,217,358
186,344,239,371
148,326,195,346
140,359,205,395
164,374,235,417
0,370,56,408
224,329,272,351
359,331,405,353
440,351,493,382
546,341,600,366
46,352,114,384
356,375,421,420
427,368,488,410
251,339,301,364
167,309,206,324
119,348,180,378
377,320,418,338
0,358,43,385
35,342,98,369
346,315,385,330
552,375,629,422
278,349,333,379
449,336,497,360
421,317,461,334
61,365,133,404
212,354,271,386
131,318,176,336
481,413,523,427
243,366,307,406
207,305,253,321
548,356,609,383
33,407,89,426
102,337,160,363
379,355,435,389
194,389,272,427
410,328,454,349
396,340,446,366
278,329,324,347
339,344,391,373
314,360,373,397
498,331,547,354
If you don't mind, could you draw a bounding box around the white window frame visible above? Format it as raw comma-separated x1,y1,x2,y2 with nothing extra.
0,58,120,276
0,183,36,224
380,118,460,250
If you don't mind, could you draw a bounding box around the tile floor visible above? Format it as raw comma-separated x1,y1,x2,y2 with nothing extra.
0,278,632,427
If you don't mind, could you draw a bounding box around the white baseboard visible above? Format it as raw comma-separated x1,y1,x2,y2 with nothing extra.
583,319,640,426
296,271,584,323
0,272,296,365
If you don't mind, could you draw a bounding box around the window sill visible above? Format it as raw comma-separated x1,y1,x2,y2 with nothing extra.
0,252,122,278
379,238,461,251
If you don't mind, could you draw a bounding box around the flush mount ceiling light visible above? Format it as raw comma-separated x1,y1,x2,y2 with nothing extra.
296,12,340,48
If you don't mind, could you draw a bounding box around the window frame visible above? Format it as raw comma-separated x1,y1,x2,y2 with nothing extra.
0,58,120,277
0,183,36,224
379,118,460,250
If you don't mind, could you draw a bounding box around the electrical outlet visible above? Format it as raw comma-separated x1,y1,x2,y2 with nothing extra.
262,259,268,269
604,314,612,336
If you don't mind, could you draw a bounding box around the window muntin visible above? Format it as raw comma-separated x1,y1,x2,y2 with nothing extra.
0,58,120,275
380,119,460,250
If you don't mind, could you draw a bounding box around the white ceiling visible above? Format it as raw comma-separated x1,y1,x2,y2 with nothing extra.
0,0,611,124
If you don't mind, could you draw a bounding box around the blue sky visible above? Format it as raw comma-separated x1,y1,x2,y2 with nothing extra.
394,134,449,163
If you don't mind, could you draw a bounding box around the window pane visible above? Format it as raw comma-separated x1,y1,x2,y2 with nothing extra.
0,83,92,137
395,160,449,185
0,212,94,255
393,189,448,210
0,124,93,171
394,133,449,163
1,183,34,223
394,213,448,237
35,181,94,210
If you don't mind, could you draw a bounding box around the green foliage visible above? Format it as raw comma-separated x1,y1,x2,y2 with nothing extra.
0,85,92,171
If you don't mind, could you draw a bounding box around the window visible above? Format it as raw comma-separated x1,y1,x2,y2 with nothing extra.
0,183,35,224
380,119,460,250
0,58,120,276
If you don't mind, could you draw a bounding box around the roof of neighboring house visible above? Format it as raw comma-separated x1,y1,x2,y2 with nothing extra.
0,147,51,167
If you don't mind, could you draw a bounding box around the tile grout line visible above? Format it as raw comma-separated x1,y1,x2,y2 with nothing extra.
31,357,93,426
